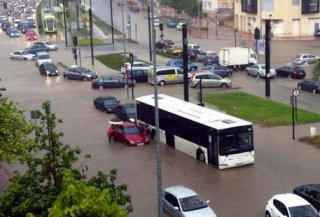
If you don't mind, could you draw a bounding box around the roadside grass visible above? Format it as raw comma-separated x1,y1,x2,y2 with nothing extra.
115,38,138,44
95,54,129,71
93,15,122,35
299,136,320,147
203,92,320,127
78,38,105,46
155,51,180,59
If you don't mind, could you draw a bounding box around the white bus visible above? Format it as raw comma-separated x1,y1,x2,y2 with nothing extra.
136,94,254,169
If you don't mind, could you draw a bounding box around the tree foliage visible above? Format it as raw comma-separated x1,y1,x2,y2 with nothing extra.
0,101,132,217
48,170,127,217
312,61,320,80
0,79,33,165
160,0,202,17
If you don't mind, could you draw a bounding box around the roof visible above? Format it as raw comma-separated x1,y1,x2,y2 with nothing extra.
274,193,309,207
156,66,181,71
136,94,251,130
165,186,197,199
97,95,116,100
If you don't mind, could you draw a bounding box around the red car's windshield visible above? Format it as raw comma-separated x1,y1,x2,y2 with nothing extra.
123,126,140,134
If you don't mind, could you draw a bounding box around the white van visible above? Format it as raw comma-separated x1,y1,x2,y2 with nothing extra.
147,67,192,86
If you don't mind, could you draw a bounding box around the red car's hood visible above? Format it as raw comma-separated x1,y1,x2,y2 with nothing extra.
125,133,147,143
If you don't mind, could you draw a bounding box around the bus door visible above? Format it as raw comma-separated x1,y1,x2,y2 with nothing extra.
207,134,218,166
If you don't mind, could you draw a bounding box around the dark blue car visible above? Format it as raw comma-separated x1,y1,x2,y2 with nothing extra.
166,59,198,71
166,20,176,28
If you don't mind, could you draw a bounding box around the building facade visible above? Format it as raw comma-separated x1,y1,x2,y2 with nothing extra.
234,0,320,37
202,0,219,12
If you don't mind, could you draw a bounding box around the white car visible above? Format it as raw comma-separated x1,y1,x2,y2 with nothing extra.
36,52,51,67
44,41,59,51
292,53,320,65
246,64,276,78
13,19,21,28
10,51,35,60
266,193,319,217
154,18,161,26
162,186,217,217
176,22,185,31
120,61,152,74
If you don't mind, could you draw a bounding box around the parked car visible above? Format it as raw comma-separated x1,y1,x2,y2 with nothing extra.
166,59,198,71
27,17,36,28
63,66,98,80
121,61,151,74
292,54,320,65
162,186,217,217
190,72,231,88
187,44,201,52
20,23,31,33
298,78,320,94
44,41,59,51
39,62,59,76
10,50,35,60
210,65,233,77
1,20,10,30
165,46,182,56
6,26,15,35
167,20,176,28
176,21,185,31
204,55,219,66
9,28,20,37
154,18,161,26
294,184,320,212
13,18,21,28
315,29,320,37
148,67,193,86
114,103,136,121
93,96,119,113
246,64,276,78
91,75,133,89
124,69,148,83
36,52,51,67
265,193,319,217
107,121,149,146
24,43,49,54
276,65,306,79
197,51,216,62
201,63,220,71
26,29,37,40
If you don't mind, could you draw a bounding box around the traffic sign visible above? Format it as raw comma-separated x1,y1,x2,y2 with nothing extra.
292,88,300,97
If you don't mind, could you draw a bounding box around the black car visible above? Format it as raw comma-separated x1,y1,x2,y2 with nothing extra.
2,20,11,30
91,75,132,89
156,39,174,50
24,43,49,54
210,65,232,77
39,62,59,76
63,66,98,81
188,49,200,61
19,23,30,33
294,184,320,211
114,103,136,121
276,65,306,79
124,69,148,83
93,96,119,113
27,19,36,28
298,78,320,94
315,30,320,37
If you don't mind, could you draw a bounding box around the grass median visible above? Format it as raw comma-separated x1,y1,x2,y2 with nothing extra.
78,39,105,46
203,92,320,127
95,54,129,71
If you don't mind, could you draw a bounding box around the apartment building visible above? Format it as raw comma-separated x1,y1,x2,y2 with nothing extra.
234,0,320,37
202,0,234,12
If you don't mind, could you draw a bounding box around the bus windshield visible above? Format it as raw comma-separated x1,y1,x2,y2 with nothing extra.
219,131,253,156
47,19,53,28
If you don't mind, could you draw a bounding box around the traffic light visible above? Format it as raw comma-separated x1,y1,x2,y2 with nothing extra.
159,23,163,32
73,36,78,46
3,2,7,9
254,27,260,40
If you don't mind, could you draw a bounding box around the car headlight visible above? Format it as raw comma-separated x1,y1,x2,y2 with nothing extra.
55,70,59,73
87,74,91,77
46,71,50,74
129,118,135,122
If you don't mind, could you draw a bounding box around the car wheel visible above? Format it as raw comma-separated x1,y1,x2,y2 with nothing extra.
313,89,316,94
99,85,104,90
221,83,227,88
197,150,205,162
298,85,301,90
124,83,129,88
109,135,114,142
24,57,27,60
257,73,261,78
159,80,165,86
83,77,88,81
132,79,136,84
64,75,69,80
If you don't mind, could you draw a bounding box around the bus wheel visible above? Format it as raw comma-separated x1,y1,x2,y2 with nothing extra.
197,149,205,162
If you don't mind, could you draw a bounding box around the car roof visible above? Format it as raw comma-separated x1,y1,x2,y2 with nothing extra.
195,72,222,78
37,52,49,55
273,193,310,207
42,62,55,66
165,186,197,199
97,95,116,100
296,184,320,191
157,66,180,71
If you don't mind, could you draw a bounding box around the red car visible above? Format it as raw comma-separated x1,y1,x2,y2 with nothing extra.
26,29,37,41
107,120,149,146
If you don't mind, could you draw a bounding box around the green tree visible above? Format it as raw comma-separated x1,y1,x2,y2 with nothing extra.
0,79,33,165
312,61,320,80
48,170,127,217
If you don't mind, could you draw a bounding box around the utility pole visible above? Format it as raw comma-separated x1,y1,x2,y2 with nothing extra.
135,23,137,41
110,0,114,44
121,0,126,64
151,0,162,216
89,0,94,65
76,2,79,30
265,20,271,97
182,24,189,102
197,0,200,36
63,0,68,46
148,6,152,61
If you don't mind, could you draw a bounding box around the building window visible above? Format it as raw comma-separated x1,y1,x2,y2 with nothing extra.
302,0,319,14
241,0,257,14
261,0,274,11
292,0,299,5
310,0,318,11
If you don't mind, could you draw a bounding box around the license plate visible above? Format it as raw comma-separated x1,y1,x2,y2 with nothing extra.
138,143,144,146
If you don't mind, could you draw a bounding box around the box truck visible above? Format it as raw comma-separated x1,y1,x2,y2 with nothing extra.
219,47,257,70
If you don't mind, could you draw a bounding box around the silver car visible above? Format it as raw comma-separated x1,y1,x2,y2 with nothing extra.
162,186,217,217
292,53,320,65
190,72,231,88
10,51,35,60
246,64,276,78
